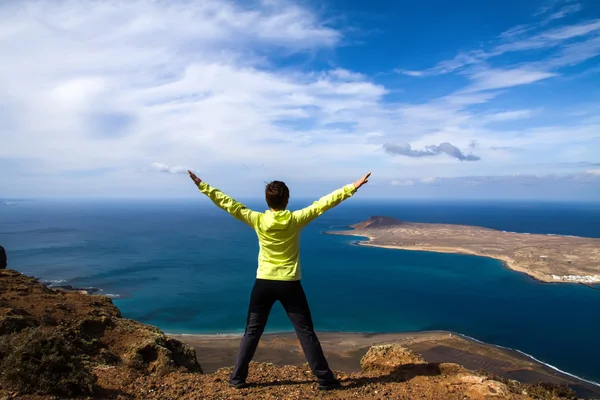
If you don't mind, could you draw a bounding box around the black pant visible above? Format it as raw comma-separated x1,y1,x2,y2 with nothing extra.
230,279,336,384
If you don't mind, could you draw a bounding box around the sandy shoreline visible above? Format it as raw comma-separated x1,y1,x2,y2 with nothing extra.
171,330,600,397
350,239,551,283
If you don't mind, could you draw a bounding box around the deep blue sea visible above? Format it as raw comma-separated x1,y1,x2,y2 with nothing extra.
1,198,600,383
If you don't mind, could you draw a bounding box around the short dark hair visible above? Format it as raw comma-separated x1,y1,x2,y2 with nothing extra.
265,181,289,210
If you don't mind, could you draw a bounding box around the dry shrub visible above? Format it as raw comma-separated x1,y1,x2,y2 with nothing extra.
0,327,97,396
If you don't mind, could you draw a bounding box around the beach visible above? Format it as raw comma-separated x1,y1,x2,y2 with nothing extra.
172,331,600,398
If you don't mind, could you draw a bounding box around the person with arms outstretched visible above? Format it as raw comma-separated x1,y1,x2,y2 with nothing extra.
188,170,371,390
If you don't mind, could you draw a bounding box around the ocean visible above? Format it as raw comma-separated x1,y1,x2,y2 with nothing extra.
1,198,600,383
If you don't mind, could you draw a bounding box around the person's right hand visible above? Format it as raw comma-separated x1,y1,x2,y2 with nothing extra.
353,172,371,190
188,170,202,186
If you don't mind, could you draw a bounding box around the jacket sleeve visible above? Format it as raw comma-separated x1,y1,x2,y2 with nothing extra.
197,182,260,227
292,184,356,226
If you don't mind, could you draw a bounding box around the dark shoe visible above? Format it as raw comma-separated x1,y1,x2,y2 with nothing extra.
229,382,249,389
318,380,341,391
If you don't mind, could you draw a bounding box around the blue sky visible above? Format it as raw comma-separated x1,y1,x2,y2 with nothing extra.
1,0,599,200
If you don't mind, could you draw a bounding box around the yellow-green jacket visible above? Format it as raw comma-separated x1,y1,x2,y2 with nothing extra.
197,182,357,281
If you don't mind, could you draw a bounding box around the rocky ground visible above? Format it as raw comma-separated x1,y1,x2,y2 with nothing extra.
176,331,600,398
92,347,572,400
3,346,576,400
0,269,581,399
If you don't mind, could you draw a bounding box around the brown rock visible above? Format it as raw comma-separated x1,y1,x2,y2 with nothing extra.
0,269,201,397
351,216,404,230
360,344,426,373
104,318,202,375
465,379,510,398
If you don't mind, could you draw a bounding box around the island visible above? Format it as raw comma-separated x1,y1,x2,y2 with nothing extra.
327,216,600,284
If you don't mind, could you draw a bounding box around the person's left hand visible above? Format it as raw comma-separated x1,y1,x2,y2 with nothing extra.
353,172,371,190
188,170,202,186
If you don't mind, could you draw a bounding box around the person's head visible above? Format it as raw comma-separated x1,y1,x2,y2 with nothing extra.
265,181,289,211
0,245,6,269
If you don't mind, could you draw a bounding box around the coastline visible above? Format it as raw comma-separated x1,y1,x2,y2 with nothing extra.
171,330,600,397
325,226,600,285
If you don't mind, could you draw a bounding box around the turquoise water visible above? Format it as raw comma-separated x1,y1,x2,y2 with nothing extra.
1,199,599,382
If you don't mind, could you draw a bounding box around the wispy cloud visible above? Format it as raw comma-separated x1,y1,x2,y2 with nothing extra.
467,69,557,91
499,25,534,41
397,51,485,76
483,109,536,123
399,17,600,78
534,0,564,17
495,19,600,53
547,3,583,21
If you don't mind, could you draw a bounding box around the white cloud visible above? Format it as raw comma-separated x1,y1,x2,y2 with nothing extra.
396,70,424,77
1,0,599,198
420,177,437,184
587,169,600,176
391,180,414,186
0,0,390,190
151,163,188,175
51,78,107,108
327,68,367,81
